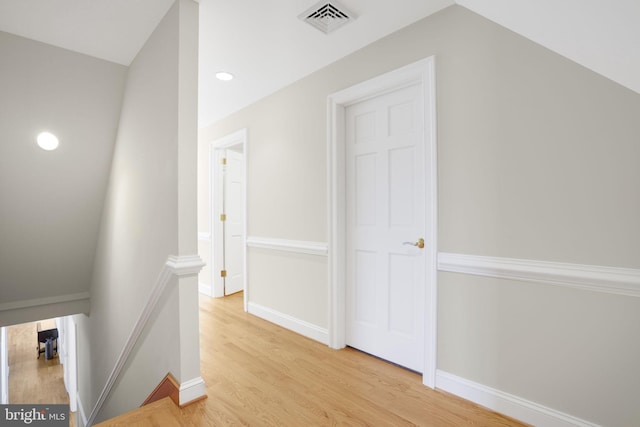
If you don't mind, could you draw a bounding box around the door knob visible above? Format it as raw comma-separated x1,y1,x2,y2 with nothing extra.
403,238,425,249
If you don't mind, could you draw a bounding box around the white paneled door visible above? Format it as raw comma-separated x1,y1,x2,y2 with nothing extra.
223,148,244,295
212,129,247,302
345,82,426,372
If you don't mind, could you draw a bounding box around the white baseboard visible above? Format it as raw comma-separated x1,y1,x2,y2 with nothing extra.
76,393,88,427
248,302,328,345
179,376,207,406
198,282,213,297
435,370,600,427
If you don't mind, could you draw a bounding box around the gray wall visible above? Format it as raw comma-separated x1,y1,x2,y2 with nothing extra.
0,31,126,324
76,1,199,423
199,5,640,426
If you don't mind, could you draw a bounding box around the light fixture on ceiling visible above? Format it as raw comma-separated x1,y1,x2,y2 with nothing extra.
215,71,234,81
37,132,59,151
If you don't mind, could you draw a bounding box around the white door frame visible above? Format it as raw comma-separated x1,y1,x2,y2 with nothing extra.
57,316,78,412
1,326,8,404
327,57,438,388
210,129,248,310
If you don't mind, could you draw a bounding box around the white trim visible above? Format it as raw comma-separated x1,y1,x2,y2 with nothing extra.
210,129,248,310
0,293,90,328
69,318,78,413
435,370,600,427
248,302,329,345
423,55,439,389
179,376,207,406
85,254,204,426
59,316,78,413
0,292,90,312
211,145,225,298
438,252,640,298
1,327,8,405
327,56,438,388
198,282,213,297
197,232,211,241
166,254,206,276
77,393,88,427
246,236,328,256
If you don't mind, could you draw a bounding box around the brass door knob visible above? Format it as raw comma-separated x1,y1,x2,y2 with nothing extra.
403,238,425,249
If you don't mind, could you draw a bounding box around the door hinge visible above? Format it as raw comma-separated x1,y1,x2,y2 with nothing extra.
220,269,227,278
221,157,227,165
220,213,226,222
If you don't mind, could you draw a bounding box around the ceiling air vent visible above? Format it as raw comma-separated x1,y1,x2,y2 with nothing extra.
299,1,356,34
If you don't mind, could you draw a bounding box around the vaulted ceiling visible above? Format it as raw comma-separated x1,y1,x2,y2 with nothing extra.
0,0,638,128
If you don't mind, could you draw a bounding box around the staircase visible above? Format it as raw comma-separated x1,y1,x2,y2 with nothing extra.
95,373,191,426
94,397,184,426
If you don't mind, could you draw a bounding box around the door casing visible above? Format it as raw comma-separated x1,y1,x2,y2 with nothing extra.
327,57,438,388
210,129,248,310
1,326,7,404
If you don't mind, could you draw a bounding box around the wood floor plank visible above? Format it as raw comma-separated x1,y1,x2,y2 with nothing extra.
95,397,184,427
180,292,529,426
8,293,529,426
7,321,76,427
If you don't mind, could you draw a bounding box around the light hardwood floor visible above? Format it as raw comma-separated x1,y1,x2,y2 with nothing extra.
97,397,183,427
11,294,529,426
176,292,528,426
7,321,76,427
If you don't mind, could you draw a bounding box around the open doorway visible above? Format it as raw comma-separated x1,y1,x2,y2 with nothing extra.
210,129,248,311
4,316,78,425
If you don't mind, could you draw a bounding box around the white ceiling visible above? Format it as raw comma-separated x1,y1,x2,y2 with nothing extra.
0,0,174,65
0,0,639,127
457,0,640,107
197,0,454,127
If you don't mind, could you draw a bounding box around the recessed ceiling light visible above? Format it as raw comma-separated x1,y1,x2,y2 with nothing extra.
215,72,234,81
37,132,59,151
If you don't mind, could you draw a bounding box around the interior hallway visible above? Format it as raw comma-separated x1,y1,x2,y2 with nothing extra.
5,297,528,426
95,291,530,426
7,321,76,426
177,291,529,426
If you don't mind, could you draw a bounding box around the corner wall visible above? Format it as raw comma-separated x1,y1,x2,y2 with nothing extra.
198,5,640,426
76,0,201,423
